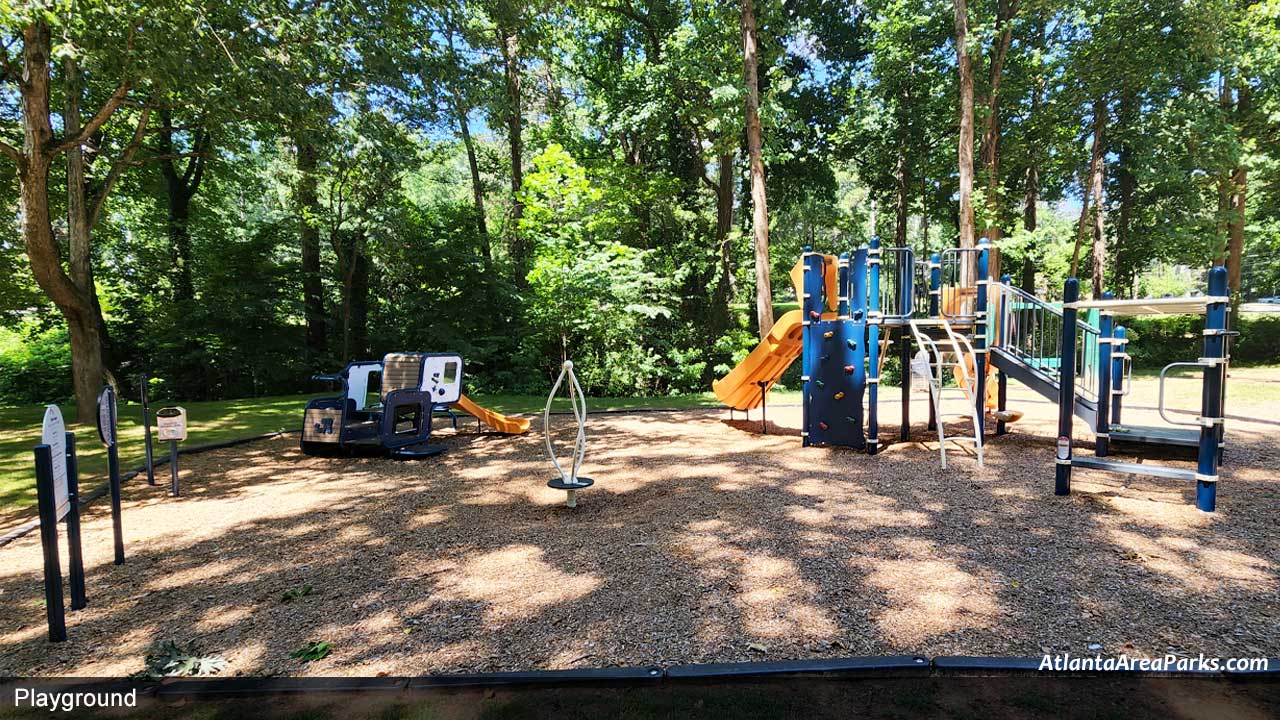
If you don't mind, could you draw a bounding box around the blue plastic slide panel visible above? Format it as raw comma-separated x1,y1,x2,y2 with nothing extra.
806,319,866,448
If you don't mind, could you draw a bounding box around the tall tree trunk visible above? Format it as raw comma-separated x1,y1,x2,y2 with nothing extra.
15,22,106,420
920,174,930,253
337,233,370,362
454,99,490,261
1115,91,1136,298
980,0,1017,244
1021,165,1038,293
296,138,327,355
1071,98,1106,296
954,0,977,250
710,152,736,336
894,145,909,246
498,24,528,287
1226,85,1249,296
63,55,113,379
166,191,194,299
158,115,207,300
741,0,774,338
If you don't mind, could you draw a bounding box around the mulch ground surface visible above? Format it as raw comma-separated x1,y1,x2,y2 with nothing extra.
1,387,1276,677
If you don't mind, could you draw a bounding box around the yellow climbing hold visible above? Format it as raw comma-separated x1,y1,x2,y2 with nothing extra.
834,391,845,400
823,331,834,339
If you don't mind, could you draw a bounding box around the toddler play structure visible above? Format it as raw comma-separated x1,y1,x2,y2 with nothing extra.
302,352,529,457
714,238,1233,511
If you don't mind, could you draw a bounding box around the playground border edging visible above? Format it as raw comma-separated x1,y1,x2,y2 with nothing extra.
7,655,1275,699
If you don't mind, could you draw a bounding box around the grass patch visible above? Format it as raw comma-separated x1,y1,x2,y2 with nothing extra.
0,394,307,522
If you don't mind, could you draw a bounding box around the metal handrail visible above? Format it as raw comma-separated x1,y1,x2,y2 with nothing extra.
993,283,1101,403
1157,361,1210,427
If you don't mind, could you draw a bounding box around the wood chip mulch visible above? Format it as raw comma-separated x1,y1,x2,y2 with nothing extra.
1,388,1276,677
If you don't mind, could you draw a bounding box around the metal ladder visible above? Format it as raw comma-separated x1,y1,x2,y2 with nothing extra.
909,318,984,468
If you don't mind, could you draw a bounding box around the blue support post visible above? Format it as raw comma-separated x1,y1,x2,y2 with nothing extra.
974,240,989,437
996,274,1011,436
1197,267,1229,512
867,239,882,454
1095,298,1114,457
837,253,850,318
928,253,941,317
1055,278,1080,496
1110,326,1127,426
800,247,823,448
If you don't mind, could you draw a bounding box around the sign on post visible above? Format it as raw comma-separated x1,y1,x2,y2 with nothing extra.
156,407,187,497
40,406,69,520
156,407,187,441
34,405,86,641
97,386,125,565
96,386,117,446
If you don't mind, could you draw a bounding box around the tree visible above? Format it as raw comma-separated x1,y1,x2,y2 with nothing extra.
3,9,143,420
741,0,773,337
954,0,977,250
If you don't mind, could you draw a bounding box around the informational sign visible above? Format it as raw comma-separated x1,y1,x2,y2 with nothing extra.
97,386,117,446
156,407,187,441
40,405,70,520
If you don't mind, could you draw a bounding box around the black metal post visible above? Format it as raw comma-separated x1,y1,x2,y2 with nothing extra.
64,433,87,610
757,380,768,435
169,441,181,497
141,374,155,486
34,445,67,642
1055,278,1080,496
899,327,911,441
107,440,124,565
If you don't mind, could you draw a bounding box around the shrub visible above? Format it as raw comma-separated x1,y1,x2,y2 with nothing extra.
0,325,73,405
1122,313,1280,369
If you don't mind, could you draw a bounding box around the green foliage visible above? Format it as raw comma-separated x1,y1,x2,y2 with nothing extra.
134,640,227,679
291,641,333,662
0,324,72,406
280,584,314,603
1123,314,1280,369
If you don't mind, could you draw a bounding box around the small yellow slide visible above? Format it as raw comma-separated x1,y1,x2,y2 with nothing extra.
713,309,806,410
451,394,531,434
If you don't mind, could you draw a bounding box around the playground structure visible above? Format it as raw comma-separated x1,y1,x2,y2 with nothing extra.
714,238,1233,511
543,360,594,508
301,352,529,457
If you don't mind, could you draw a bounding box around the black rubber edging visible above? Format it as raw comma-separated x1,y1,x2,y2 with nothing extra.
11,655,1278,700
408,666,665,689
665,655,931,680
154,676,408,697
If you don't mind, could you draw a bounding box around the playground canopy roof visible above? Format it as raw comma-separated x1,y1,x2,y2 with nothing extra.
1064,295,1230,316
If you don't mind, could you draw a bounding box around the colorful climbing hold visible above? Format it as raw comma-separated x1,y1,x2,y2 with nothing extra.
823,331,834,339
845,416,857,424
843,365,855,374
814,380,825,388
818,421,829,431
820,354,830,362
846,339,857,350
809,310,820,320
834,391,845,400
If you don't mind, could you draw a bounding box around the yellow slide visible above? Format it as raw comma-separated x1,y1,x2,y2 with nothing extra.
451,394,531,434
942,287,1023,423
713,309,805,410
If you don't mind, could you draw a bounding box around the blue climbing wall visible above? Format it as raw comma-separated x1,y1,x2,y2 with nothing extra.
802,248,868,449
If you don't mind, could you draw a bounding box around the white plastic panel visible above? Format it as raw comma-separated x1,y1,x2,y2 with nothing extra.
346,362,382,410
419,354,464,405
